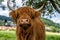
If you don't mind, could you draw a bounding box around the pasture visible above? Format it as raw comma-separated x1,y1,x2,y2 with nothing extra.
0,31,60,40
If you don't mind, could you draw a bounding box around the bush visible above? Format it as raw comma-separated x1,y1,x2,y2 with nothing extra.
50,26,59,32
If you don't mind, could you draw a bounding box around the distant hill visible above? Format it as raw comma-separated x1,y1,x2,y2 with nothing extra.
0,15,60,29
0,15,12,21
41,18,60,29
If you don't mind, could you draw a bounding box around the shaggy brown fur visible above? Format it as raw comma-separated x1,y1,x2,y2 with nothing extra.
9,7,45,40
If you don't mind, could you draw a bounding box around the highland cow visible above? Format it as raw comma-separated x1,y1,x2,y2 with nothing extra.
9,7,45,40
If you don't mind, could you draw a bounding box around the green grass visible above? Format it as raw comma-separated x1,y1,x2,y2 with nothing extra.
46,32,60,40
0,31,60,40
0,31,16,40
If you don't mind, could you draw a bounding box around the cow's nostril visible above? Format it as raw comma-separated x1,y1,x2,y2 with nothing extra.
26,19,29,22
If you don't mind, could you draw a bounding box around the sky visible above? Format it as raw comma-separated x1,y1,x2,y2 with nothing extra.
0,0,60,24
44,13,60,24
0,0,23,17
50,13,60,23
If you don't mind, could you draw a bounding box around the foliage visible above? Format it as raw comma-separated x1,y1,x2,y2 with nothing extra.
0,15,12,21
5,0,60,17
24,0,60,14
0,0,60,17
0,0,3,3
0,22,5,26
41,18,60,32
50,26,59,32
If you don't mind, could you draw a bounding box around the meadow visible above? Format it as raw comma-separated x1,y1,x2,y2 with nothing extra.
0,31,60,40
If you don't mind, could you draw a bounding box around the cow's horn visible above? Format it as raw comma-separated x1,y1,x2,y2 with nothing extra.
35,4,45,11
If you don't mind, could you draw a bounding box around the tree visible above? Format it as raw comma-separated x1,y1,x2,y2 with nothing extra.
0,0,6,10
24,0,60,17
0,0,4,3
7,0,60,17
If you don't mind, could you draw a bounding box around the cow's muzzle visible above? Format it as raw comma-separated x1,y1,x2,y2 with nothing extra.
20,24,31,30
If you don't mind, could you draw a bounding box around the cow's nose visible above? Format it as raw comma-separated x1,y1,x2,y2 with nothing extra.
20,19,29,24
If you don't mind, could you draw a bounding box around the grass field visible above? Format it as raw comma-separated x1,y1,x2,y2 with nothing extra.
46,32,60,40
0,31,60,40
0,31,16,40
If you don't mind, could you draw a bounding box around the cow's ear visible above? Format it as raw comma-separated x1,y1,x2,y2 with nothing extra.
9,10,18,22
35,11,41,17
31,11,41,19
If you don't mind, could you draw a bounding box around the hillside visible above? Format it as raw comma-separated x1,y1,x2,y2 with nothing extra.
0,15,60,29
0,15,12,21
41,18,60,29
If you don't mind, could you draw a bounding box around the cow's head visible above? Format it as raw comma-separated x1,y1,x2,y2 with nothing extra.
7,0,44,30
9,7,40,30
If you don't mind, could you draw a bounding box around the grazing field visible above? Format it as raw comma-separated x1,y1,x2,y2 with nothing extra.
46,32,60,40
0,31,16,40
0,31,60,40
